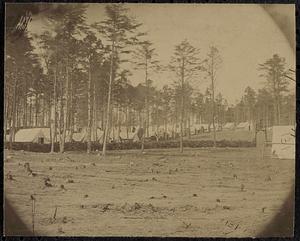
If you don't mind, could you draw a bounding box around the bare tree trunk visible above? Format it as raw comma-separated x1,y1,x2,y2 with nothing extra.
126,106,129,139
111,107,115,141
59,77,64,153
29,100,32,127
87,60,92,154
4,91,9,145
70,110,74,142
273,100,277,126
35,92,38,127
9,78,18,149
101,105,104,130
16,100,20,129
93,80,97,142
102,41,115,157
117,104,121,141
62,64,69,151
212,93,216,147
264,105,268,127
141,120,146,152
179,59,185,153
47,98,51,127
50,68,57,153
188,114,191,139
23,80,27,127
211,60,217,148
165,119,168,135
277,96,281,125
42,98,45,127
145,58,150,138
69,78,74,142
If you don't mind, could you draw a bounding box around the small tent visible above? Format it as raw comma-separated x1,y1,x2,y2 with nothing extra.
236,122,252,130
119,128,129,140
127,126,141,142
271,125,295,159
72,128,104,143
223,122,235,130
14,128,51,144
85,128,104,142
110,126,130,141
193,123,209,133
72,132,84,142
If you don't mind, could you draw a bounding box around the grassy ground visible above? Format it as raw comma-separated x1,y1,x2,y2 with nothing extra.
188,129,271,142
4,146,294,237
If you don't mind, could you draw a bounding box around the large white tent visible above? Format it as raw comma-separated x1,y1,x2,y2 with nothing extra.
14,128,51,143
271,125,295,159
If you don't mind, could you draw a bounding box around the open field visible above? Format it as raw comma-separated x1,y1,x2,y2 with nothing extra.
188,130,271,142
4,147,294,237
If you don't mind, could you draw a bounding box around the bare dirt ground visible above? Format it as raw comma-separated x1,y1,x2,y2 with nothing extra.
189,130,265,142
4,147,294,237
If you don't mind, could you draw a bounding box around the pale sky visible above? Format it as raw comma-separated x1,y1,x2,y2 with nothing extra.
27,3,295,104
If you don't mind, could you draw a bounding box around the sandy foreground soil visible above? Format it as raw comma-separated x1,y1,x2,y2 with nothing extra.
4,147,294,237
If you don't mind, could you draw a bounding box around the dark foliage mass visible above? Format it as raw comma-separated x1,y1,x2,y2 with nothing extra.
6,139,255,153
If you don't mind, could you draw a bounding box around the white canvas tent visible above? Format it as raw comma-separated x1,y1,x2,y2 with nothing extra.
14,128,51,143
193,123,209,132
73,126,143,143
64,130,74,143
72,132,84,142
271,125,295,159
84,128,104,142
215,123,223,131
119,129,128,140
223,122,235,130
236,122,252,130
148,128,159,137
72,127,104,143
128,126,141,142
110,126,129,141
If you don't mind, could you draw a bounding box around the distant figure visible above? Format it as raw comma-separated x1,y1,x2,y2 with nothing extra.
137,127,144,141
258,119,264,131
256,130,266,160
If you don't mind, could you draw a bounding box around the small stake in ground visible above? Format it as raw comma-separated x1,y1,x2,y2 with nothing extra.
53,206,57,220
30,194,36,235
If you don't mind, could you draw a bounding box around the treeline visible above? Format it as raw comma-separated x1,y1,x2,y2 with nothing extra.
5,4,295,154
232,82,295,128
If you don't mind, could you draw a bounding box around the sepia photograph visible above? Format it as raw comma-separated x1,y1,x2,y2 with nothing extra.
4,3,296,237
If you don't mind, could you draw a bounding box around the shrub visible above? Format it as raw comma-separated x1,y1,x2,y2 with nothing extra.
6,139,255,153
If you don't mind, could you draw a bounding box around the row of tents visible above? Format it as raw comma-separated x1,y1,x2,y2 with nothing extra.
8,121,254,144
7,124,295,160
11,127,142,144
223,122,253,130
192,121,253,132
